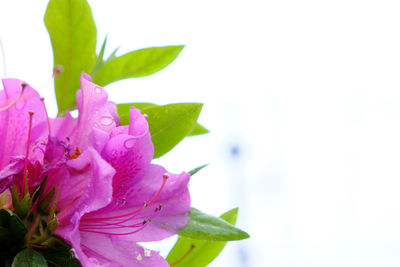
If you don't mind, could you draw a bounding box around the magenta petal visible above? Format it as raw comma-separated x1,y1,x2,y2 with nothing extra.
101,133,154,199
55,148,115,238
83,164,190,242
0,79,48,167
0,159,24,193
50,112,77,141
73,73,116,149
122,165,191,241
78,232,169,267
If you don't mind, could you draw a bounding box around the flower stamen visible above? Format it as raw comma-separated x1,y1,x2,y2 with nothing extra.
40,97,51,136
0,83,26,112
23,111,34,195
79,174,170,235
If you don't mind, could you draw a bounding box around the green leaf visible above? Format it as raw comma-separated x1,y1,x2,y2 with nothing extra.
12,248,48,267
179,208,249,241
44,0,97,114
188,124,209,136
118,103,208,137
117,103,203,158
42,249,81,267
188,164,208,176
0,209,27,241
167,208,244,267
92,46,184,86
91,35,108,77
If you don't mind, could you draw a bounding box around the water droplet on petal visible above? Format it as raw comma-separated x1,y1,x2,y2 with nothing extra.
136,254,142,261
94,109,99,114
15,100,25,110
94,86,103,94
99,116,113,126
124,138,136,149
143,248,151,257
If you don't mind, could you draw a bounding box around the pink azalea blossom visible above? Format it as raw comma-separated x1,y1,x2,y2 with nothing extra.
0,73,191,266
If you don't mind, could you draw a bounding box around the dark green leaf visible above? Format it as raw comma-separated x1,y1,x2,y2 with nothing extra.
117,103,203,158
179,208,249,241
42,249,81,267
167,208,243,266
0,209,27,241
12,248,47,267
44,0,97,114
188,164,208,176
92,46,184,86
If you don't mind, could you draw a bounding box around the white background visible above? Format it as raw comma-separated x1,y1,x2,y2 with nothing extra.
2,1,400,266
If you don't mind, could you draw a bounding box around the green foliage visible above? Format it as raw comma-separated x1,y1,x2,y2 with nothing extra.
0,209,26,242
41,248,82,267
188,164,208,176
11,248,47,267
167,208,244,266
117,103,204,158
178,208,249,241
92,46,184,86
44,0,97,114
188,124,209,136
0,209,27,265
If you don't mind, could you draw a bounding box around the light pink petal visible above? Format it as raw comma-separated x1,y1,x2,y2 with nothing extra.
55,148,115,239
50,112,77,142
0,79,48,167
77,232,169,267
73,73,116,149
83,164,190,242
122,165,190,241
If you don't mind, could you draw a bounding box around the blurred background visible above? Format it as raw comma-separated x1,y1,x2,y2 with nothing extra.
2,0,400,266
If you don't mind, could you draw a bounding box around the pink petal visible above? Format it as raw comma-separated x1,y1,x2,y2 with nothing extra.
0,158,24,193
78,232,169,267
50,112,77,141
82,164,190,242
55,148,115,239
0,79,48,167
73,73,116,149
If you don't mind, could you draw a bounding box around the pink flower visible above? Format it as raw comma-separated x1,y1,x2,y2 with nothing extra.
0,74,191,266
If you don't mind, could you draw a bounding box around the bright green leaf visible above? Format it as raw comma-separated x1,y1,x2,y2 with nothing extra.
117,102,207,139
117,103,203,158
91,35,108,77
167,208,243,267
188,123,209,136
179,208,249,241
44,0,97,114
92,46,184,86
188,164,208,176
12,248,48,267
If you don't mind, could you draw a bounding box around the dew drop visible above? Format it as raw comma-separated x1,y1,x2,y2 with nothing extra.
136,254,142,261
94,86,103,94
15,100,25,110
124,138,136,149
143,248,151,257
99,116,113,126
